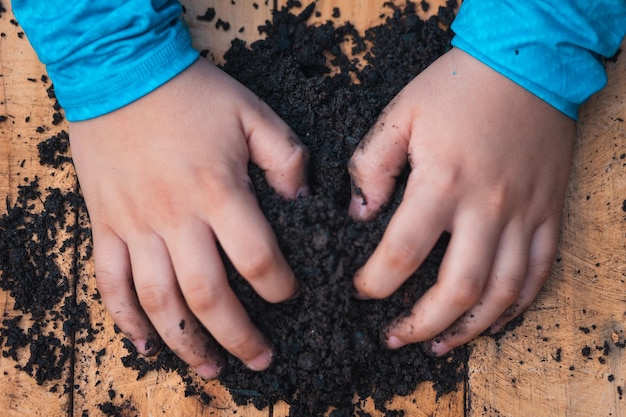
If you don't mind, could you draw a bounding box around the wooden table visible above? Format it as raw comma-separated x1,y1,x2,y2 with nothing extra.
1,1,624,416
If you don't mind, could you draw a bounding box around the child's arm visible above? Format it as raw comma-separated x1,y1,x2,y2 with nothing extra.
13,0,309,377
349,0,626,355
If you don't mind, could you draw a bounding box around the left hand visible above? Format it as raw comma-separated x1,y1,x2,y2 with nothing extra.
70,59,309,377
348,48,575,356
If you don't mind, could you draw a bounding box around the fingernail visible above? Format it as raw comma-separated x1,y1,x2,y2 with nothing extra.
286,286,302,302
386,335,405,350
296,185,311,198
195,363,221,380
348,196,367,219
430,338,450,356
352,270,372,300
245,349,273,371
489,323,504,335
352,288,371,300
134,338,159,356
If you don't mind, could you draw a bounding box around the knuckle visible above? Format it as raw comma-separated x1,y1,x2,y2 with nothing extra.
497,302,523,323
483,184,509,216
527,257,554,281
347,156,361,180
426,166,462,197
491,269,526,306
137,283,173,313
220,329,263,362
446,280,483,310
285,143,309,169
146,189,179,223
223,332,252,354
237,246,276,280
396,316,435,342
381,238,422,268
94,269,123,298
197,163,241,197
348,151,369,180
183,280,222,314
493,284,521,307
170,342,206,368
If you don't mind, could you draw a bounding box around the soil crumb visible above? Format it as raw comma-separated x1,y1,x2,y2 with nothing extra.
0,128,94,389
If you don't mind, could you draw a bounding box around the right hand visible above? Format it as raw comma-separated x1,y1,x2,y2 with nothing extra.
348,48,574,355
70,58,309,379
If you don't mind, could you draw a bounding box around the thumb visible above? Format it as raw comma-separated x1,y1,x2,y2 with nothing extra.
244,101,310,199
348,100,411,220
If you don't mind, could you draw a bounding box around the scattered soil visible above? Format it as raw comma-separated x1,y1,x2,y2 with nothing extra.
197,7,216,22
0,130,94,389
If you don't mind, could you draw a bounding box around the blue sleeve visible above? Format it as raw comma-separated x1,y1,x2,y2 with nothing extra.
451,0,626,120
12,0,199,122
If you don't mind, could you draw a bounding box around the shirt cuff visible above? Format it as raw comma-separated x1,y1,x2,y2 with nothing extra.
13,0,200,122
451,0,626,120
59,32,199,122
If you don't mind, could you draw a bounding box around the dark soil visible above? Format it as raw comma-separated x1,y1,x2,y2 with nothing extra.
214,1,464,415
0,130,95,389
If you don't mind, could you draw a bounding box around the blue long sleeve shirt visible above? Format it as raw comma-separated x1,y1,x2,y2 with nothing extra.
451,0,626,119
12,0,199,121
12,0,626,122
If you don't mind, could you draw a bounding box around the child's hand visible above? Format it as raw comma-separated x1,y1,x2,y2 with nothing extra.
348,48,575,356
69,59,309,378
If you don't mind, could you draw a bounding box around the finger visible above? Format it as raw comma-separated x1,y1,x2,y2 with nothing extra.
92,224,160,356
490,218,560,333
206,180,299,304
244,99,310,199
353,174,455,299
348,96,412,220
383,209,502,349
167,220,274,371
129,233,223,380
428,221,530,355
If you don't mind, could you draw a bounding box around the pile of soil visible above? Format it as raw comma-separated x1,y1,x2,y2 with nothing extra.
213,1,463,415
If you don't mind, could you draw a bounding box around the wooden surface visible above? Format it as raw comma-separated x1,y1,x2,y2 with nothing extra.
0,1,624,416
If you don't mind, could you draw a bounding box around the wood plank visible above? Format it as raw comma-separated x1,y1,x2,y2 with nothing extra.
0,3,75,416
467,40,626,416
